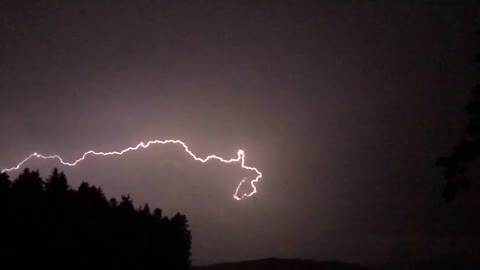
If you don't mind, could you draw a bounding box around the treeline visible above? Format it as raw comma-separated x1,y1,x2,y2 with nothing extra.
0,168,191,269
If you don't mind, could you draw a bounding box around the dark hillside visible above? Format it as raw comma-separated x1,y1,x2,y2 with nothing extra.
193,258,369,270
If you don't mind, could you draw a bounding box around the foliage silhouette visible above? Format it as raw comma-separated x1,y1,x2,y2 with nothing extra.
436,34,479,201
0,168,191,270
437,85,480,200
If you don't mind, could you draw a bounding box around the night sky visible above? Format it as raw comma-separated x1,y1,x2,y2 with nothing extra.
0,1,478,267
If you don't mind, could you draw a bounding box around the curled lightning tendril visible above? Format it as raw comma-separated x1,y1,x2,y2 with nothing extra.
0,140,262,200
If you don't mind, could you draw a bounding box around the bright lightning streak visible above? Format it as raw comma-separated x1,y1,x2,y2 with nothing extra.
0,140,262,200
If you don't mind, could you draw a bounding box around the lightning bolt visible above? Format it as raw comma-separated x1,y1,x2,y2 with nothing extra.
0,140,262,200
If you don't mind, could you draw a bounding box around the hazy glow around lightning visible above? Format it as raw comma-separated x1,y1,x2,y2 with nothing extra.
0,140,262,200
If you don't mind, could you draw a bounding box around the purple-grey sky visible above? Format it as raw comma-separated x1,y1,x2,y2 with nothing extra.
0,1,478,267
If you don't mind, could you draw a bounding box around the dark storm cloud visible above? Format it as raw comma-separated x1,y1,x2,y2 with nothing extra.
0,1,478,266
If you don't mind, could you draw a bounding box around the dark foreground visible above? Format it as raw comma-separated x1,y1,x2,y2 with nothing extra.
193,258,369,270
194,258,480,270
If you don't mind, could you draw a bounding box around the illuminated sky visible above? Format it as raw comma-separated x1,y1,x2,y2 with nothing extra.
0,1,478,267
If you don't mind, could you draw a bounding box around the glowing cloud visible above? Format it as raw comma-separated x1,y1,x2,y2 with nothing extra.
0,140,262,200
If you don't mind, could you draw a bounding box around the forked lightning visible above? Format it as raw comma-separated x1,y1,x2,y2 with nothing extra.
0,140,262,200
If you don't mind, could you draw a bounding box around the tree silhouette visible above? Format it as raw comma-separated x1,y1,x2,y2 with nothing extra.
45,168,69,194
0,172,10,200
437,56,480,200
0,168,191,269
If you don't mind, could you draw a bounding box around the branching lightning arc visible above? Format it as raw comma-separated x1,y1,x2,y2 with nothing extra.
0,140,262,200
